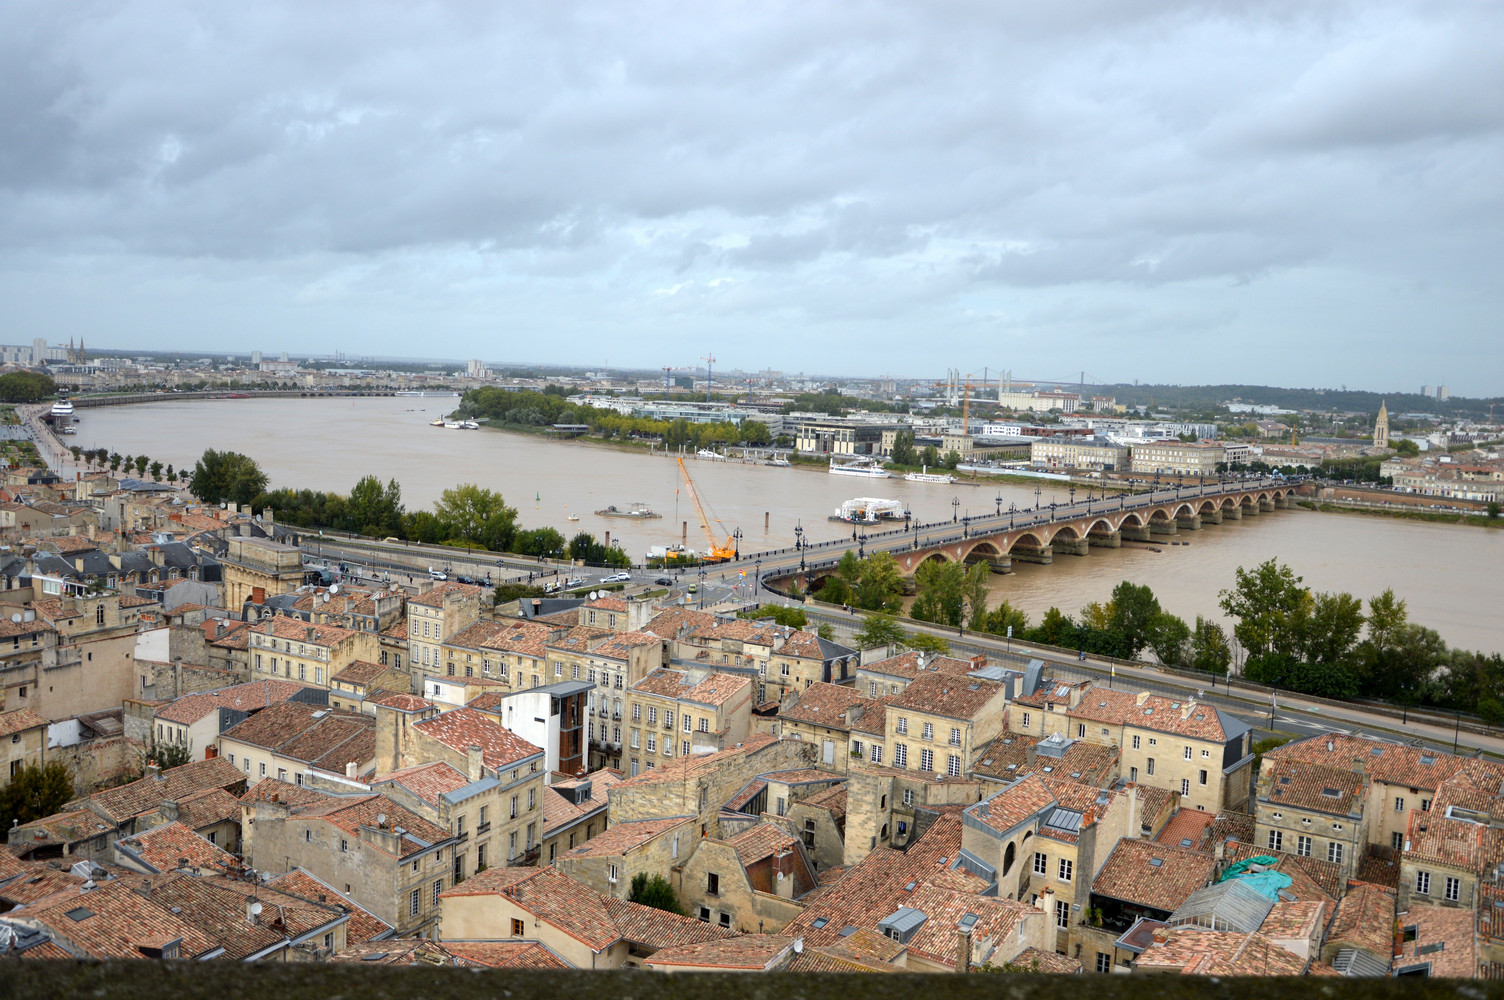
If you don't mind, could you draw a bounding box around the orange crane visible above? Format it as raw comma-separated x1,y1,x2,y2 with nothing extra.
676,456,736,563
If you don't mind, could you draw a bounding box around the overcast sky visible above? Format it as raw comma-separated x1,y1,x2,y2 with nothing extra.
2,2,1500,393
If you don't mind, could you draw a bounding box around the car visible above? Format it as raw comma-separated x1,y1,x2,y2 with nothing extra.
565,577,586,588
456,575,477,585
600,572,631,584
687,582,698,593
654,577,673,587
428,568,448,581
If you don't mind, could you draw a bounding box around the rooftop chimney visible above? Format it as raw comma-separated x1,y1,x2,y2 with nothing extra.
467,746,486,782
955,927,972,974
146,763,162,782
346,762,358,779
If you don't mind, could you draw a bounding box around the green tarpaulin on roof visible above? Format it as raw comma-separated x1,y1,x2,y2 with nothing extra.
1217,855,1293,900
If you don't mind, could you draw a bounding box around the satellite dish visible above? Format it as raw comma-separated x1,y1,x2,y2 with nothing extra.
330,584,340,595
321,593,330,604
589,591,599,600
9,613,20,623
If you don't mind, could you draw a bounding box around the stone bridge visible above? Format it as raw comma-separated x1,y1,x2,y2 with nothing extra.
763,483,1299,589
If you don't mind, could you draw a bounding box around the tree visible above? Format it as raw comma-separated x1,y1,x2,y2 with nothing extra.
189,449,269,506
980,602,1029,638
1300,591,1365,669
68,445,82,463
890,429,917,466
1488,501,1501,520
1026,607,1077,647
854,612,906,650
1392,438,1420,457
1146,612,1191,667
0,371,56,403
909,559,986,628
1218,560,1308,661
941,449,961,470
145,741,193,771
149,460,163,481
740,605,808,628
628,873,685,915
817,622,836,641
906,630,951,655
512,527,565,558
109,452,122,472
349,475,405,537
165,463,177,483
433,484,518,550
854,552,905,614
1107,581,1162,659
0,761,74,832
134,454,149,478
1188,617,1232,675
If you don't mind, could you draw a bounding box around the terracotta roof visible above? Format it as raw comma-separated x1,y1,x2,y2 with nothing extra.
1092,838,1216,913
781,682,875,731
785,948,899,973
220,702,375,771
1222,842,1341,901
881,674,1002,727
859,651,976,682
1354,851,1401,890
1071,689,1239,742
370,693,432,711
247,616,360,647
155,679,317,725
542,768,618,836
1394,903,1477,978
330,938,567,967
968,774,1058,836
137,871,349,960
614,732,783,789
330,660,398,686
1405,810,1504,873
81,757,246,827
564,816,690,858
264,868,393,944
0,707,48,739
972,732,1119,786
1260,758,1368,816
1133,928,1308,976
408,580,485,607
630,667,752,708
727,822,801,867
801,784,848,821
1258,899,1325,942
1325,883,1394,957
643,934,798,970
440,866,733,954
1156,809,1216,852
372,761,472,806
1013,947,1083,973
18,878,220,959
1265,734,1474,792
296,793,453,860
413,707,543,771
114,821,237,874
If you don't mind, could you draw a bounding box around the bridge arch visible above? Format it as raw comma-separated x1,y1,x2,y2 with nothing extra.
963,540,1006,562
1046,524,1082,545
1173,503,1197,519
1120,512,1146,527
1148,507,1175,524
1085,518,1116,537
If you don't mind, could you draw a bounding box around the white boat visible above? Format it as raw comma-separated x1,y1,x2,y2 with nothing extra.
830,497,909,524
904,464,954,484
829,457,891,479
696,449,725,461
567,514,580,522
429,417,446,427
764,458,791,468
443,420,479,430
50,398,74,418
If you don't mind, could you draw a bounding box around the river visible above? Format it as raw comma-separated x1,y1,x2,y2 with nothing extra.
81,395,1504,653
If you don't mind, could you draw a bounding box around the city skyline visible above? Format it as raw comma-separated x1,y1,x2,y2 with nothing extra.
2,2,1501,393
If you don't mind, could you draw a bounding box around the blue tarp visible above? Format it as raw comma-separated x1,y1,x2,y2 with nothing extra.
1216,855,1293,900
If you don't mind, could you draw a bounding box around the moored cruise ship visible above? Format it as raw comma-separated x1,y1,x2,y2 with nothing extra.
50,396,75,419
828,457,891,479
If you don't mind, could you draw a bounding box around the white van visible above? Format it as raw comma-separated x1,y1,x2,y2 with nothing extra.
428,568,448,581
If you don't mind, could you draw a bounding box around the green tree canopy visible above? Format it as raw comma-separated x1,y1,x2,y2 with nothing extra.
433,484,518,550
189,449,269,506
627,873,685,915
349,475,405,536
854,612,906,650
905,630,951,655
1188,617,1232,675
0,371,56,403
0,761,74,832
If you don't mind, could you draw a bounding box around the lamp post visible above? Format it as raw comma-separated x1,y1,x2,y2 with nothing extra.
961,515,969,539
1034,486,1042,511
952,497,960,523
754,556,761,595
994,492,1003,517
732,527,742,560
1008,503,1016,529
794,521,805,572
1068,486,1076,507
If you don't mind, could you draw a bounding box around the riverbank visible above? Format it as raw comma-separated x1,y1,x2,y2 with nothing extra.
1298,499,1503,529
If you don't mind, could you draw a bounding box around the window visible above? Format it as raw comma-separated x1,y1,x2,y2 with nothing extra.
433,879,442,906
305,829,312,842
1058,858,1073,882
871,745,883,764
1445,877,1460,902
511,918,525,936
1267,830,1283,851
1421,798,1431,811
647,707,657,724
1392,831,1404,850
948,727,962,747
259,762,267,777
1055,899,1070,929
896,717,908,735
720,912,732,928
476,844,486,868
919,748,933,771
903,789,914,806
683,715,692,732
921,722,933,741
631,704,641,721
1396,797,1405,812
664,711,673,728
1184,746,1192,760
707,872,720,896
698,718,708,733
1131,734,1141,750
1129,766,1137,782
1077,724,1085,738
453,853,463,882
893,743,908,768
1096,952,1112,974
1199,769,1208,786
682,740,690,756
1416,871,1430,895
948,754,961,777
1297,835,1311,857
1181,779,1190,795
409,889,421,917
1021,712,1031,728
1148,738,1157,746
1034,852,1048,875
341,838,348,853
647,735,656,753
278,768,287,782
699,906,711,922
1328,842,1343,865
1145,758,1155,776
478,805,489,829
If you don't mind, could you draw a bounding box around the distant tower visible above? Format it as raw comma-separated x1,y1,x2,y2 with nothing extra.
1373,400,1390,449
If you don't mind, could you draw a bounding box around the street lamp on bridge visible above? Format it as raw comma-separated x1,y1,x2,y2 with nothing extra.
1008,502,1016,528
794,521,805,572
1068,486,1076,508
994,492,1003,516
951,497,960,523
1034,486,1042,510
732,527,742,560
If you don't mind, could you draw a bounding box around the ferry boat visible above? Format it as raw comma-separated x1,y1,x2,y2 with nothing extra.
828,457,891,479
830,497,910,524
595,501,662,519
904,465,954,484
764,457,792,468
49,396,74,419
696,449,726,461
567,514,581,522
443,420,480,429
429,417,446,427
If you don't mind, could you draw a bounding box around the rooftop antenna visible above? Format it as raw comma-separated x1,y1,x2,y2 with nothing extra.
701,353,716,401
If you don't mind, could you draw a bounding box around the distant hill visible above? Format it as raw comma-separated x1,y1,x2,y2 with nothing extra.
1087,384,1501,417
